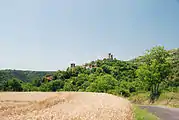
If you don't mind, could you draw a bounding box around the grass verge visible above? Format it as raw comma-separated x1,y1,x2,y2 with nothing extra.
129,92,179,108
133,105,158,120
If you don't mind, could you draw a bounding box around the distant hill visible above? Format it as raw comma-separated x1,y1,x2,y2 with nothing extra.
0,70,54,88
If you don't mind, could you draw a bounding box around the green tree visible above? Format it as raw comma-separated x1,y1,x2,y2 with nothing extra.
80,81,91,91
136,46,171,100
22,83,39,91
32,77,42,87
87,74,119,93
96,60,103,67
50,80,64,91
63,80,76,91
39,80,64,91
54,70,71,80
5,78,23,91
101,65,111,74
76,74,88,87
88,74,97,82
95,67,104,75
39,83,51,91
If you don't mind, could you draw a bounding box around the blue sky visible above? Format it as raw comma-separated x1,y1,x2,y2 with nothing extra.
0,0,179,71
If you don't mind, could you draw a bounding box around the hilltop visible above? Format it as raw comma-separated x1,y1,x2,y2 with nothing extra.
0,46,178,99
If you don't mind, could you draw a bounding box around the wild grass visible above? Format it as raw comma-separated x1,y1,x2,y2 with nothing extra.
129,92,179,108
133,105,158,120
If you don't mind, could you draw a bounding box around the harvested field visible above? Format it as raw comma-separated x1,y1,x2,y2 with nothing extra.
0,92,133,120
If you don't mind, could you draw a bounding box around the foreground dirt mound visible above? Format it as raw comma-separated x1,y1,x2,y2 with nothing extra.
0,92,133,120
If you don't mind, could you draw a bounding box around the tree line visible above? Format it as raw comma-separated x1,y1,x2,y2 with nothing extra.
0,46,178,100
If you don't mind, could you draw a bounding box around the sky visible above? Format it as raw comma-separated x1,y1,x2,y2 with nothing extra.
0,0,179,71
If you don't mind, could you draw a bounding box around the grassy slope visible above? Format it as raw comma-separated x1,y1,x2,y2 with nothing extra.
133,105,158,120
129,92,179,108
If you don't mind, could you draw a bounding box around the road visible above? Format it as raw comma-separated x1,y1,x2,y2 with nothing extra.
139,105,179,120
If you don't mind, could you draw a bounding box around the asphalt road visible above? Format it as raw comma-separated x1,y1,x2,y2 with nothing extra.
139,105,179,120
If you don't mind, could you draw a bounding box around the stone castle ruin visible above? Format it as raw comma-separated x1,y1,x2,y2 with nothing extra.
70,53,114,68
108,53,113,60
70,63,76,68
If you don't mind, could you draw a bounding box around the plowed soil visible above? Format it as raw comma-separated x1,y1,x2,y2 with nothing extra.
0,92,133,120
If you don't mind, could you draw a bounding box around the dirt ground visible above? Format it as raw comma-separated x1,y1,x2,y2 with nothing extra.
0,92,133,120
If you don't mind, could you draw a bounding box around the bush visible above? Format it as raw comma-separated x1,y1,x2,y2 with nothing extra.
87,74,118,93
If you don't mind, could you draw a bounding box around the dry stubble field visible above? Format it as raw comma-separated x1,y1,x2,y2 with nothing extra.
0,92,133,120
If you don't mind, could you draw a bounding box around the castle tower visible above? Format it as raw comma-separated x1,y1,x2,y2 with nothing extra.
108,53,113,60
108,53,112,59
71,63,75,68
111,54,113,60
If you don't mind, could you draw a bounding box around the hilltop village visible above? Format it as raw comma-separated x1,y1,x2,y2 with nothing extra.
71,53,114,69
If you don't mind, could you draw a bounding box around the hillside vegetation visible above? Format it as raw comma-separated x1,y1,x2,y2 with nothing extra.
0,46,178,104
0,70,54,89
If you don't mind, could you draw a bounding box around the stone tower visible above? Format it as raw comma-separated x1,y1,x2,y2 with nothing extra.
111,54,113,60
71,63,75,68
108,53,112,59
108,53,113,60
